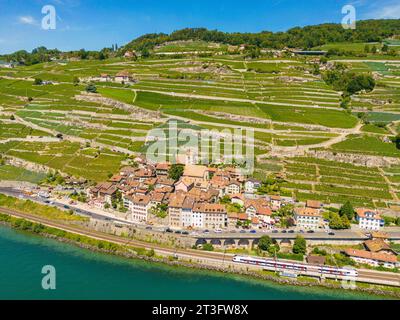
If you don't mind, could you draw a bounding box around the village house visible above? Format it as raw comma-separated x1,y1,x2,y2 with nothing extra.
227,212,248,228
87,182,118,206
181,196,195,228
230,194,245,206
306,200,323,211
120,166,137,177
175,177,194,193
124,50,137,59
155,163,171,176
244,178,261,194
244,200,273,227
356,208,384,231
115,70,134,84
294,207,322,230
192,203,227,230
99,73,112,82
155,177,175,189
126,194,152,222
364,239,398,256
168,193,186,228
344,248,399,269
183,164,209,183
270,195,282,210
225,180,241,195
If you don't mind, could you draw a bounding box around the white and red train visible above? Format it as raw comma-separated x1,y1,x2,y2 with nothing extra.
232,255,358,277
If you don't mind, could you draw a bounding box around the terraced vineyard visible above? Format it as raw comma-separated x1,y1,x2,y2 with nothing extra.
1,41,400,209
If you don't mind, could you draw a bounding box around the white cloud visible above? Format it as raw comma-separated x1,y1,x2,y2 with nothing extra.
363,2,400,19
18,16,38,26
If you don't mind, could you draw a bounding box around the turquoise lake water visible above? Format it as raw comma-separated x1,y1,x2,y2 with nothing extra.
0,225,381,300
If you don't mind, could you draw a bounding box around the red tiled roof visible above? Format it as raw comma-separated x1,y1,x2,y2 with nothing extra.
344,249,397,263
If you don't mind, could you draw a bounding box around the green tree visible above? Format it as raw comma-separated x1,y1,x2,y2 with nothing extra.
168,164,184,181
268,243,280,256
339,201,355,220
85,84,97,93
33,78,43,85
382,44,389,52
292,236,306,255
329,212,344,229
202,243,214,251
73,76,80,86
258,235,273,251
341,215,351,229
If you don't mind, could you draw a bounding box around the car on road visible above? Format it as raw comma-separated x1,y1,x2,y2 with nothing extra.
145,226,152,230
214,229,222,233
272,230,278,234
250,230,256,234
288,230,295,233
328,232,335,236
63,205,70,209
182,231,189,235
203,230,210,234
239,230,246,233
281,230,287,233
174,230,182,234
307,230,315,233
165,228,173,233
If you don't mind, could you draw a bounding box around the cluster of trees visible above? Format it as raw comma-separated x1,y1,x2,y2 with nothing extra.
150,203,168,218
85,84,97,93
323,63,375,97
0,46,60,66
329,201,354,230
1,45,119,66
42,171,65,185
258,235,280,255
258,235,307,256
124,20,400,52
168,164,184,181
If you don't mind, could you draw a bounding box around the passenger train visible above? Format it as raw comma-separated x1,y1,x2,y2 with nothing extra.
232,255,358,277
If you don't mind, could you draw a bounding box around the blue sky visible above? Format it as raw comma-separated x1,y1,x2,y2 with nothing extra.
0,0,399,54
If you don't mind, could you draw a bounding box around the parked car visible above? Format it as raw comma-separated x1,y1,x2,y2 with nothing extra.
307,230,315,233
328,232,335,236
214,229,222,233
182,231,189,235
281,230,287,233
288,230,295,233
239,230,246,233
272,230,278,234
165,228,173,233
203,230,210,234
174,230,182,234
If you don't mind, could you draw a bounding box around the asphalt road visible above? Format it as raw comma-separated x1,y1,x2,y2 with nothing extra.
1,187,400,241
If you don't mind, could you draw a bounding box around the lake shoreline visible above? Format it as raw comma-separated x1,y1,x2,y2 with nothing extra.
0,218,398,300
